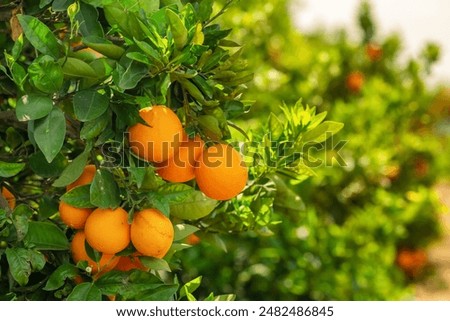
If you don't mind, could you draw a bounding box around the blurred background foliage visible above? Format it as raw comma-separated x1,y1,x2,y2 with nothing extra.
177,0,449,300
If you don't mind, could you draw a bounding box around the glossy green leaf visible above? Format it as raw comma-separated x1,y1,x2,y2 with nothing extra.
11,205,33,242
29,55,64,94
5,248,46,286
44,263,79,291
80,112,110,140
17,15,60,59
90,169,121,208
173,224,199,241
59,57,98,78
73,90,109,122
139,284,178,301
75,2,104,38
5,248,45,286
0,161,25,178
95,270,167,300
23,221,69,250
67,283,102,301
170,190,218,220
166,9,188,50
301,121,344,144
34,108,66,163
113,59,148,90
140,257,171,272
53,146,91,187
179,276,202,299
83,36,125,60
61,185,94,208
16,94,53,122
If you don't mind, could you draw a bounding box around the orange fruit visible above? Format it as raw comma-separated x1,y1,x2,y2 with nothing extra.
84,207,130,254
128,106,184,163
66,164,96,191
130,209,174,258
115,255,148,272
59,201,93,229
194,143,248,200
71,231,119,274
156,135,204,183
346,71,364,93
186,234,201,245
1,186,16,209
366,43,383,62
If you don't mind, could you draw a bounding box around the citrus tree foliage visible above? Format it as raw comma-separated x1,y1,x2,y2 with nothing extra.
0,0,343,300
178,0,448,300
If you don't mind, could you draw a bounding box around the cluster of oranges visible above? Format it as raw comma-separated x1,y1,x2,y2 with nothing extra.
128,105,248,201
59,165,174,275
59,105,247,275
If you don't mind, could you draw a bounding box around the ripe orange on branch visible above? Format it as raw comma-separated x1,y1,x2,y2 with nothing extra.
84,207,131,254
195,143,248,200
346,71,364,93
59,201,93,229
156,135,204,183
130,209,174,258
71,231,119,274
128,106,184,163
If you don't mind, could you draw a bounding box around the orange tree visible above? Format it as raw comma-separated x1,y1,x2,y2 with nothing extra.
0,0,343,300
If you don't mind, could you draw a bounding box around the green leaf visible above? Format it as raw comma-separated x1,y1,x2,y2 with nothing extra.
113,59,148,90
134,38,163,64
179,276,202,300
95,270,164,298
301,121,344,143
67,283,102,301
140,284,178,301
34,108,66,163
29,151,67,178
12,34,24,61
126,52,151,65
16,94,53,122
38,196,59,220
52,0,74,11
5,248,46,286
83,36,125,60
173,224,199,241
103,4,142,40
80,112,109,140
170,190,217,220
17,15,60,59
11,205,33,242
44,263,79,291
198,0,213,22
23,221,69,250
90,169,121,208
59,57,98,78
53,146,91,187
0,161,25,178
268,112,284,140
61,185,94,208
76,2,104,38
157,184,193,203
28,55,64,94
73,90,109,122
166,9,188,50
139,257,171,272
